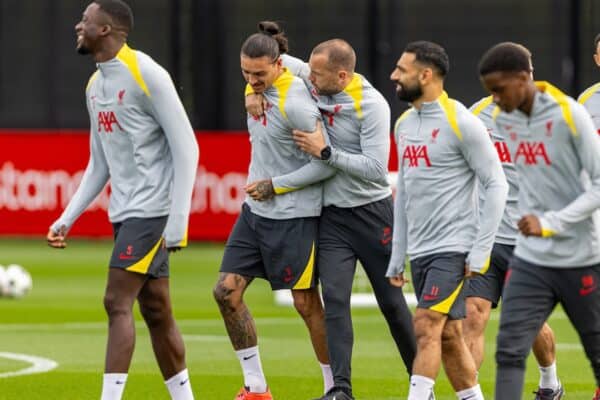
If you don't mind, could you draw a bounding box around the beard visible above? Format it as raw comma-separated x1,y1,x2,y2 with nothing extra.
77,44,91,55
396,82,423,103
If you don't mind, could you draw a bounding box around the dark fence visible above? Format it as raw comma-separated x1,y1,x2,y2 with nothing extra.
0,0,598,129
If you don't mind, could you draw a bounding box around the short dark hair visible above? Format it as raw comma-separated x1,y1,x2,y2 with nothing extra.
311,39,356,72
94,0,134,34
241,33,279,60
594,33,600,50
403,41,449,77
478,42,532,76
257,21,289,54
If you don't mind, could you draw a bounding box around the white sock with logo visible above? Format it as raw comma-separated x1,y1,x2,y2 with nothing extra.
456,384,484,400
165,368,194,400
235,346,267,393
319,362,334,394
539,361,559,390
408,375,435,400
101,373,128,400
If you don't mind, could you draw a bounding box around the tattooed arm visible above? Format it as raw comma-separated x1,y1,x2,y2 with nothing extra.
245,179,275,201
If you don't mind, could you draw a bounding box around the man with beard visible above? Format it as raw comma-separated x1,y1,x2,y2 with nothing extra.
387,41,507,400
47,1,198,399
246,38,416,400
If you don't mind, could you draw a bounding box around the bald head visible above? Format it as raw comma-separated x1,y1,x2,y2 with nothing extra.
311,39,356,73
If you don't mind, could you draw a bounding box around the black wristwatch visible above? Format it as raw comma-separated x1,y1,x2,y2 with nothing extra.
320,145,332,161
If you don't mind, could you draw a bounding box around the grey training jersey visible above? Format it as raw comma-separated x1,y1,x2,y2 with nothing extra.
271,68,392,208
579,82,600,131
471,96,520,245
51,44,199,247
495,82,600,268
387,92,508,275
245,68,324,219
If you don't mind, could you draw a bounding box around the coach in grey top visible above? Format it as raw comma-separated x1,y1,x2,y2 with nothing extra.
479,42,600,400
47,1,197,400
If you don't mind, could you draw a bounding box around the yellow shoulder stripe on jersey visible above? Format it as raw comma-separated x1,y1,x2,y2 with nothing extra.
578,82,600,105
343,73,364,119
491,105,501,120
438,91,463,141
430,280,464,314
125,238,163,274
394,109,413,134
245,83,254,96
479,256,491,275
116,44,151,97
273,68,295,120
293,241,316,290
471,96,494,117
536,81,577,136
86,70,99,91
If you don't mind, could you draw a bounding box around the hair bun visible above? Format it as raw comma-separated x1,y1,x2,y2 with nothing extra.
258,21,282,36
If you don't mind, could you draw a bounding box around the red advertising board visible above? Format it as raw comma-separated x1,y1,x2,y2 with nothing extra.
0,130,398,240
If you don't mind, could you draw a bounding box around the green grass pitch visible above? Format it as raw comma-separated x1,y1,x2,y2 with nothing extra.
0,239,595,399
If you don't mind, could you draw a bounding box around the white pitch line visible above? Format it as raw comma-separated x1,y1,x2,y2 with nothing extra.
0,352,58,378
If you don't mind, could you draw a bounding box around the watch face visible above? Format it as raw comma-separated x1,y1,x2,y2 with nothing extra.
321,146,331,160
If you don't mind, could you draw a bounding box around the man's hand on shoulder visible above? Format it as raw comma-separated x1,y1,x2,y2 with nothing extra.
245,93,267,117
292,120,326,158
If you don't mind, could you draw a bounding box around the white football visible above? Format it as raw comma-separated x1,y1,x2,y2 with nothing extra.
0,265,7,296
4,264,32,298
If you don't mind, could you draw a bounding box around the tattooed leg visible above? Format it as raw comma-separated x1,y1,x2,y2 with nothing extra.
213,272,257,350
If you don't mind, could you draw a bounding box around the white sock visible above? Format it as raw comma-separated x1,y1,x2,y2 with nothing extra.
539,361,559,390
408,375,435,400
319,362,334,394
235,346,267,393
101,373,128,400
165,368,194,400
456,384,484,400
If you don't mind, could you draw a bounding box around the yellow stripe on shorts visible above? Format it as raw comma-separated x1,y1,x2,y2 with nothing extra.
429,280,465,314
293,242,316,290
126,238,163,275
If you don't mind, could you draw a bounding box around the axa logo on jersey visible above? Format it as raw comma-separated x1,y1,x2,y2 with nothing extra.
513,141,551,165
97,111,123,133
402,145,431,167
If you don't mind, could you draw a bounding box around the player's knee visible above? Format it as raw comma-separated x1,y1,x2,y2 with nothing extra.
441,322,462,349
292,289,323,319
322,287,349,309
213,279,242,310
103,292,130,319
465,302,486,331
413,312,442,345
139,302,170,328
